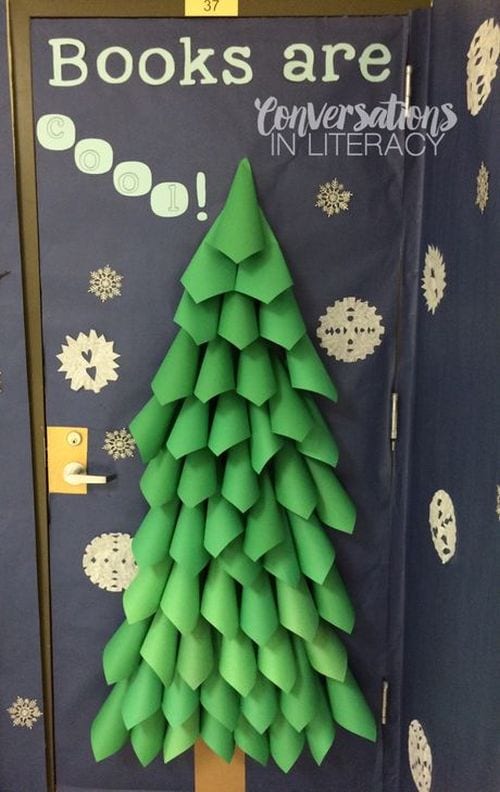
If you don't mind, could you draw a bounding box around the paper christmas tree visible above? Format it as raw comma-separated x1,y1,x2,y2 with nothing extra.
91,159,376,771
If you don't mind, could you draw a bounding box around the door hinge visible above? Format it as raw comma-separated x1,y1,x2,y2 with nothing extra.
405,64,413,116
381,679,390,725
390,392,399,451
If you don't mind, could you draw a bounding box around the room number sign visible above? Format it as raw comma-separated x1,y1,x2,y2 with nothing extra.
185,0,239,16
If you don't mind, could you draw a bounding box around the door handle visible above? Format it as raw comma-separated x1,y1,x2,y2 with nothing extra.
63,462,108,486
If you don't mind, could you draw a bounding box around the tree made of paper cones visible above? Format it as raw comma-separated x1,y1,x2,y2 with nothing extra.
91,159,376,772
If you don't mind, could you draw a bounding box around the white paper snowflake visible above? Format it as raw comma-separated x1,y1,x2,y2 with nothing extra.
429,489,457,564
57,330,119,394
476,161,489,213
7,697,43,729
422,245,447,314
82,532,137,592
315,179,352,217
88,265,123,302
317,297,385,362
467,18,500,116
103,428,136,460
408,720,433,792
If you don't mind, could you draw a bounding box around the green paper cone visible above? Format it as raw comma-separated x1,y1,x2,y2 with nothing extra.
287,334,338,402
281,639,318,732
219,536,260,586
178,449,217,508
131,709,165,766
241,571,279,646
274,443,317,520
162,673,199,726
201,558,239,638
181,240,237,303
235,216,293,304
123,560,171,624
160,563,199,634
140,449,181,508
297,397,339,467
208,392,250,456
204,495,243,557
174,291,220,345
313,566,355,634
306,458,356,533
306,683,336,765
237,340,277,406
152,330,200,405
269,712,305,773
219,630,257,696
258,627,297,693
245,473,285,560
201,711,235,763
260,288,306,350
222,442,260,513
210,159,265,263
169,503,209,576
176,618,214,690
103,618,149,684
194,338,235,403
130,395,177,463
326,670,377,742
269,360,313,443
121,660,163,730
219,291,259,350
248,403,283,473
235,716,270,766
264,517,301,587
132,502,178,568
163,708,199,762
304,623,347,682
91,679,129,761
241,673,278,734
201,672,240,732
166,396,209,459
287,511,335,585
276,577,319,642
140,611,178,687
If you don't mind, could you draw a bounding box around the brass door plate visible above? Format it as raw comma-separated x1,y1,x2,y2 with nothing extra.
46,426,88,494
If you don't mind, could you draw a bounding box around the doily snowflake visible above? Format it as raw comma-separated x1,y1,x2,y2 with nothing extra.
82,532,137,592
103,428,136,460
467,18,500,116
57,330,119,394
429,489,457,564
476,161,489,213
88,265,123,302
422,245,447,314
7,697,43,729
315,179,352,217
317,297,385,362
408,720,433,792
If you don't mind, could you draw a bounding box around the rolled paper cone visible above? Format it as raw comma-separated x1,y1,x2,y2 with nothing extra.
163,708,200,762
259,288,306,350
166,396,210,459
103,618,150,684
248,402,283,473
219,536,261,587
235,214,293,304
123,559,171,624
237,340,277,406
204,495,243,557
286,334,338,402
201,710,235,763
210,159,265,263
152,329,200,405
176,618,214,690
297,396,339,467
194,338,235,403
264,516,301,587
139,449,181,508
273,443,317,520
208,391,250,457
177,449,217,508
201,557,239,638
181,239,237,303
200,672,240,732
235,715,270,766
326,670,377,742
169,503,209,576
130,395,177,463
160,563,200,635
162,673,199,726
131,709,165,767
304,622,347,682
287,511,335,585
241,673,278,734
258,627,297,693
121,660,163,730
240,571,280,646
91,679,129,762
269,712,305,773
313,565,355,634
132,502,179,568
218,291,259,350
140,612,178,688
269,360,314,442
219,630,258,696
306,458,356,534
276,577,319,642
222,442,260,513
280,638,319,732
174,291,221,345
306,682,336,766
245,473,285,560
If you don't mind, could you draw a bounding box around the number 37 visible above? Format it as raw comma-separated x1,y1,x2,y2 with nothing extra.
203,0,220,10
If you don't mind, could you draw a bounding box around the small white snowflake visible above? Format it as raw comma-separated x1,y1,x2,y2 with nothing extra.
476,162,489,213
88,265,123,302
7,697,43,729
315,179,352,217
103,428,136,460
422,245,447,314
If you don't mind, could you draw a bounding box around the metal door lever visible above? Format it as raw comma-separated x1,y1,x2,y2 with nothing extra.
63,462,108,486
